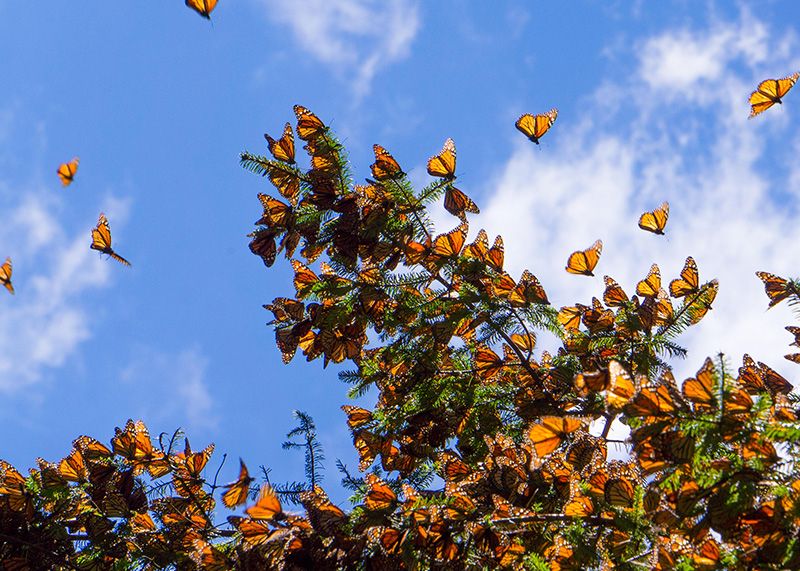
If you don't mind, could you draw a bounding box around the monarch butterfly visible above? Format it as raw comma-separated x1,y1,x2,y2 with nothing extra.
57,448,87,482
245,484,283,521
475,345,504,381
174,439,214,480
756,271,798,308
91,213,130,266
430,222,468,262
604,477,635,507
636,264,661,298
438,451,471,482
221,459,254,508
341,405,373,430
670,257,699,298
510,270,549,305
57,157,79,186
185,0,218,18
565,239,602,276
0,257,13,294
638,202,669,234
427,138,457,179
367,526,408,556
227,516,278,546
749,72,800,118
607,360,636,410
515,108,558,144
364,473,397,512
528,416,584,457
603,276,628,307
264,122,295,164
370,144,403,180
682,358,716,411
293,105,326,141
787,325,800,347
111,420,169,477
581,297,614,333
757,360,793,395
300,485,347,535
557,305,583,331
443,186,479,218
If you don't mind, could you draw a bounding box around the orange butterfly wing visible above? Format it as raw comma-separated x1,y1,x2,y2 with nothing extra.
528,417,584,457
443,186,479,217
222,459,254,508
0,257,13,294
245,485,283,521
57,157,79,186
185,0,218,18
427,138,457,179
636,264,661,298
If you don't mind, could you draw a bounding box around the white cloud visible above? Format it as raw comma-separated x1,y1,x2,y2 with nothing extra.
258,0,420,97
469,10,800,384
0,191,117,391
120,347,218,431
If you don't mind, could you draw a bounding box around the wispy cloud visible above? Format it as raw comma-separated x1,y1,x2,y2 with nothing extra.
120,347,218,432
257,0,420,98
0,189,129,391
468,9,800,382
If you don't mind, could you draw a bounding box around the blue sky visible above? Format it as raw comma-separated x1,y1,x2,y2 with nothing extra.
1,1,800,504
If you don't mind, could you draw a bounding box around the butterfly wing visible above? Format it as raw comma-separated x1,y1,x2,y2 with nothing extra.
90,214,131,266
443,186,479,217
0,258,13,294
57,157,79,186
370,144,403,180
427,138,457,179
264,122,295,163
185,0,218,18
636,264,661,298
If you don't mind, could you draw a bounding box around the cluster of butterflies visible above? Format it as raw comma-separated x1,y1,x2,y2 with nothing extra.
1,158,131,297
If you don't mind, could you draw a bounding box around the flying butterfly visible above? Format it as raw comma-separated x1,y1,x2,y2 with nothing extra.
515,108,558,144
756,271,798,308
370,144,403,180
185,0,218,19
749,72,800,118
669,257,699,298
293,105,326,141
222,459,254,509
682,357,717,412
0,257,13,294
528,416,584,457
443,186,479,218
638,202,669,235
57,157,79,187
427,138,457,180
264,122,295,164
245,484,283,521
565,239,602,276
90,213,131,266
